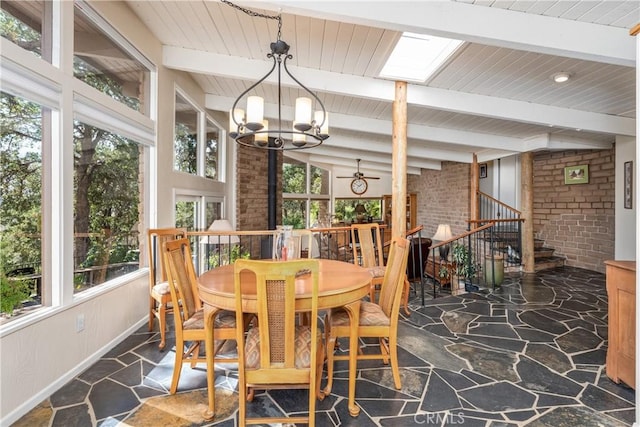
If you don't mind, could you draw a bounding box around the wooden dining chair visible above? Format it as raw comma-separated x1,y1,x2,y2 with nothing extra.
147,227,187,349
162,238,239,394
351,223,385,302
233,259,324,427
324,237,410,395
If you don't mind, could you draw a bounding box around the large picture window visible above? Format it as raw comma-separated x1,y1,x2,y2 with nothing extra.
73,121,141,292
0,2,155,324
0,92,44,318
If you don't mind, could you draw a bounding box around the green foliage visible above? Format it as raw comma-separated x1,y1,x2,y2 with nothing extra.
210,244,250,268
174,123,197,173
0,8,41,56
0,274,30,315
452,243,476,279
334,199,381,222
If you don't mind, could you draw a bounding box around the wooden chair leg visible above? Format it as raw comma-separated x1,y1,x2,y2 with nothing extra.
402,278,411,316
148,298,155,332
389,333,401,389
170,339,184,394
158,303,167,350
322,317,337,397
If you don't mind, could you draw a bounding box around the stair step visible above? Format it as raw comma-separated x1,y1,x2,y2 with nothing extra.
534,256,565,271
535,247,555,258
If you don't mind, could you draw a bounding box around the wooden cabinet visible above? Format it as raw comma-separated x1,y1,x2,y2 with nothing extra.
382,193,417,243
605,260,635,389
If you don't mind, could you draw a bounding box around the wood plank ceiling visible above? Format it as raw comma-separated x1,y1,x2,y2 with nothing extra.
125,0,638,175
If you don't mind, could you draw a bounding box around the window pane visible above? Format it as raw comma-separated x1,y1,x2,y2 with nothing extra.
73,6,149,113
310,165,329,195
205,119,219,180
334,198,382,223
310,200,331,227
283,158,306,194
0,92,43,318
205,201,222,229
175,200,199,231
282,199,306,228
1,1,45,60
174,93,198,174
73,121,141,292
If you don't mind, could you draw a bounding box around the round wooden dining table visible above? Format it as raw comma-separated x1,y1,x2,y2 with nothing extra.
197,258,372,420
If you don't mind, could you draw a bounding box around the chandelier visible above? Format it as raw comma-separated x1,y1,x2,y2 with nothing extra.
223,1,329,150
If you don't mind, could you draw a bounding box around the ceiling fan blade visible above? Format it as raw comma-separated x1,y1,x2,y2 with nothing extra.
337,176,354,179
362,176,380,180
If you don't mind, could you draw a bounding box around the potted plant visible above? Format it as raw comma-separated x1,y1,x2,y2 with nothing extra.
452,243,477,293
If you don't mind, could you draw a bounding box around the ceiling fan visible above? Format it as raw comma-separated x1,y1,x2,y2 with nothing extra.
337,159,380,180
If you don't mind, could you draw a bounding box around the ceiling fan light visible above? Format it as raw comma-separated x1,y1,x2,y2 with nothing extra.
552,72,571,83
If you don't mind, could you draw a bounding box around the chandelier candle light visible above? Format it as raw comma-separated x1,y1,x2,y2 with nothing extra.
223,0,329,150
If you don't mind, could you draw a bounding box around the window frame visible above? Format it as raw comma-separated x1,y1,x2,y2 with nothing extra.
0,0,157,330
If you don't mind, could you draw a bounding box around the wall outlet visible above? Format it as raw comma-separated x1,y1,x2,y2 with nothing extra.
76,314,85,332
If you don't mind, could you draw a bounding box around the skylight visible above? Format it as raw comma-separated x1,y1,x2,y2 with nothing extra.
379,32,464,82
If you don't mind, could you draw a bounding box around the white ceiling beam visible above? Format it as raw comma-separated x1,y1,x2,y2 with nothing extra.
257,1,635,66
207,94,526,150
307,153,428,175
176,47,635,136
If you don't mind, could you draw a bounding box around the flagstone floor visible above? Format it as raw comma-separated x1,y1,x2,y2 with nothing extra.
12,266,636,426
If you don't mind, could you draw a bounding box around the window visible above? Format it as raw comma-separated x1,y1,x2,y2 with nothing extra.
0,2,155,324
174,91,223,180
73,121,141,292
1,1,47,61
205,118,219,180
282,157,330,228
73,5,150,114
174,92,198,174
334,198,382,224
0,92,44,316
175,195,223,231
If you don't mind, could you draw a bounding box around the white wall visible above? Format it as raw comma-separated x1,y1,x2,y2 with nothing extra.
615,136,637,259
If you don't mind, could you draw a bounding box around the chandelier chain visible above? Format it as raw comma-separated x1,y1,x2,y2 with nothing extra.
220,0,282,40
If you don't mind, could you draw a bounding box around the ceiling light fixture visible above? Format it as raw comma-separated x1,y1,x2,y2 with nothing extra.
552,72,572,83
222,0,329,150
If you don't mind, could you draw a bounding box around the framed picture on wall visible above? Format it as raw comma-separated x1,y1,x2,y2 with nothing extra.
564,164,589,185
479,163,488,179
624,161,632,209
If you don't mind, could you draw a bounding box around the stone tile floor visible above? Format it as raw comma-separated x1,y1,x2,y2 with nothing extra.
12,266,636,426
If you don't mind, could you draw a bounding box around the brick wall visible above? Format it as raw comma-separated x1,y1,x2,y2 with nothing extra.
408,161,471,238
236,146,282,231
533,149,615,273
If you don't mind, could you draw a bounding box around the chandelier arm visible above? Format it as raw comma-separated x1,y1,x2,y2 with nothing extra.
282,56,328,131
230,55,278,128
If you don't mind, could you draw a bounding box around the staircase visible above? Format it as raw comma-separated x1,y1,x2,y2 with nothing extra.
533,238,565,271
477,191,566,273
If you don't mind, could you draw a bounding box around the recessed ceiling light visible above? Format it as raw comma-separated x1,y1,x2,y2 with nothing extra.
552,72,572,83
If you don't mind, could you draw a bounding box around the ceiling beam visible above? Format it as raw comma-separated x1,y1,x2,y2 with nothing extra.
256,1,635,66
172,47,635,136
206,94,527,151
